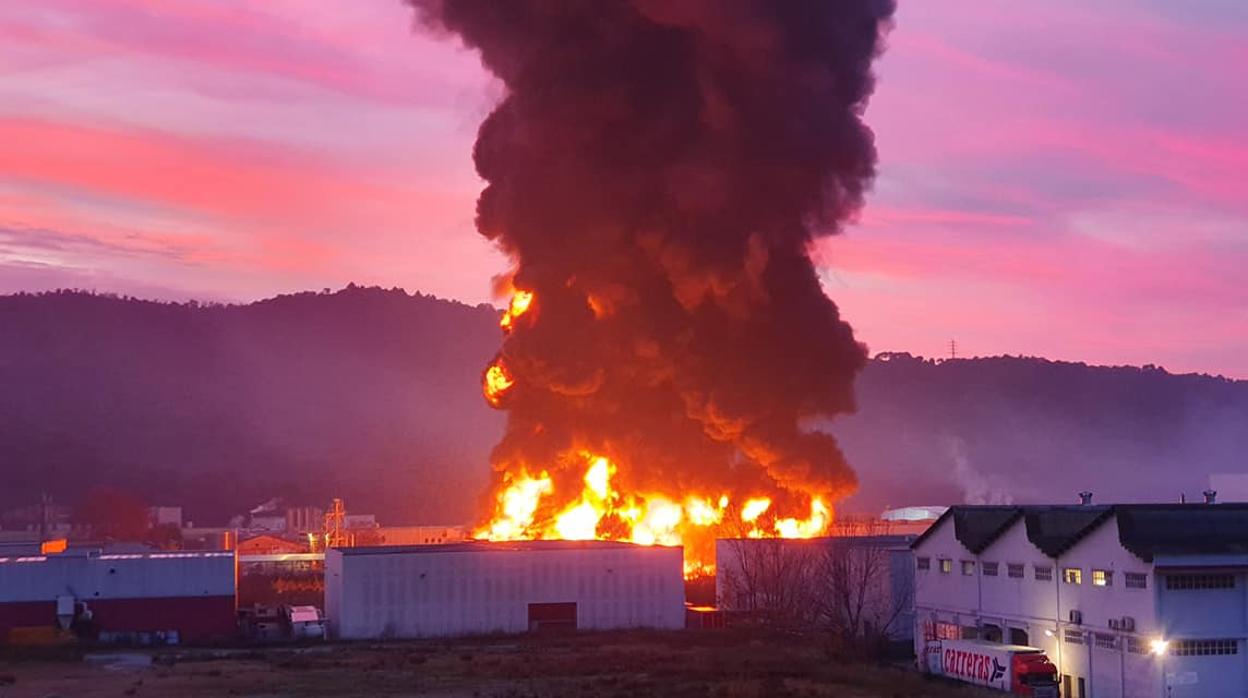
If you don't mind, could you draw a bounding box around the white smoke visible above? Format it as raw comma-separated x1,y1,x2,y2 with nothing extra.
944,435,1014,505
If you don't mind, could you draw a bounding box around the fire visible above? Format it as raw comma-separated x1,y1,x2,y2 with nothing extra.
482,359,515,407
474,452,833,576
741,497,771,523
499,289,534,332
484,472,553,540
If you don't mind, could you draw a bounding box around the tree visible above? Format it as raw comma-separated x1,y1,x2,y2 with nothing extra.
718,532,913,658
811,538,913,658
75,486,150,542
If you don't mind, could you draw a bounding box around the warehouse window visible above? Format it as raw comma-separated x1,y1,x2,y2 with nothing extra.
1126,637,1145,654
1064,629,1085,644
939,559,952,574
1007,563,1025,579
917,557,930,571
1125,572,1148,589
961,560,975,576
1171,639,1238,656
1092,569,1113,587
982,562,999,577
1063,568,1082,585
1094,633,1118,650
1035,565,1053,582
1165,574,1234,590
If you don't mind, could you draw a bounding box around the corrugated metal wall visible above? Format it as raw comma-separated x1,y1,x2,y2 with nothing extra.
0,552,234,602
326,544,685,639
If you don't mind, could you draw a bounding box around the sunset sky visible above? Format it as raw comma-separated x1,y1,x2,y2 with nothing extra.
1,1,1245,378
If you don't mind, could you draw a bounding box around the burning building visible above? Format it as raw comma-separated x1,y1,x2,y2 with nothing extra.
324,541,684,639
411,0,895,572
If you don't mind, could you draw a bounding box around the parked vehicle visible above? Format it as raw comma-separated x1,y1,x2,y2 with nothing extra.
925,639,1060,696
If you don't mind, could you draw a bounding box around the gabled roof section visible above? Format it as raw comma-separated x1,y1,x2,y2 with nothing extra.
911,503,1248,561
1115,504,1248,561
1022,506,1112,557
910,506,1020,554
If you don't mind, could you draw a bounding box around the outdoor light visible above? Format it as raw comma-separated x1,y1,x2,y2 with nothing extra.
1150,638,1170,656
1044,629,1055,638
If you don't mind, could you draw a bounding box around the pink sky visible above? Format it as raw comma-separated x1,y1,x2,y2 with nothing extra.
1,1,1245,378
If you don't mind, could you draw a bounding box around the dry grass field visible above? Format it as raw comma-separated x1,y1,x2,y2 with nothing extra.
0,629,997,698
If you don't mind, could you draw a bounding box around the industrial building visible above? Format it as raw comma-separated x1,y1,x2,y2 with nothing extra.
0,550,236,643
715,535,916,643
912,499,1248,698
325,540,685,639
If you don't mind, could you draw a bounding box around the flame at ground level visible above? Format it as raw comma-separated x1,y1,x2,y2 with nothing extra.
475,453,833,577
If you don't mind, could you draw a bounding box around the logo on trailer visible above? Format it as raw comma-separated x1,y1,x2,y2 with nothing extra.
990,657,1005,683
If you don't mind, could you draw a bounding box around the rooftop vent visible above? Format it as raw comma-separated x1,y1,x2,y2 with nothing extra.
1203,490,1217,505
1078,491,1093,505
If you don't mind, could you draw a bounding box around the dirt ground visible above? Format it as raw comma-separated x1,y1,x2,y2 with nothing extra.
0,629,997,698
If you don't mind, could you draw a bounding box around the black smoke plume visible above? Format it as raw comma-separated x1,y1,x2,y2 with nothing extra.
411,0,895,532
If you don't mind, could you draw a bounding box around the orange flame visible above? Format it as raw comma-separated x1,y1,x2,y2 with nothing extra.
500,289,534,332
475,452,832,576
483,359,515,407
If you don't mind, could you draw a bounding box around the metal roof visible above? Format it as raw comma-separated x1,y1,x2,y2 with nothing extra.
912,503,1248,561
330,540,678,556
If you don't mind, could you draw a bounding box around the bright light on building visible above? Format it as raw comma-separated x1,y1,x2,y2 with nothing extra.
1150,638,1170,656
1044,629,1055,638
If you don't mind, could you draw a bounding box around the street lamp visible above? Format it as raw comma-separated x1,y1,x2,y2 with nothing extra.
1151,638,1170,697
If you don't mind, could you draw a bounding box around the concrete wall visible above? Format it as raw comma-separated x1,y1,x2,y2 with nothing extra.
325,543,685,640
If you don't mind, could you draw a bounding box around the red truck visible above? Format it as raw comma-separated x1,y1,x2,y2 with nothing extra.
925,639,1060,696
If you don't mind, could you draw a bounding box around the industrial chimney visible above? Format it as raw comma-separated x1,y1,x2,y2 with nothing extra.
1203,490,1218,505
1078,491,1094,505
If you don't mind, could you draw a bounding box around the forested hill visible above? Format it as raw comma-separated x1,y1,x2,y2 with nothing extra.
0,286,503,526
1,287,1243,525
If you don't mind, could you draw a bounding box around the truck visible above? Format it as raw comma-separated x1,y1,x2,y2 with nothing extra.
925,639,1060,696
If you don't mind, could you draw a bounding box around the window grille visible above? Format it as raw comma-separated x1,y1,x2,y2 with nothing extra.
1064,628,1085,644
1035,565,1053,582
982,562,999,576
1007,563,1025,578
1094,633,1118,650
961,560,975,576
1124,572,1147,589
939,559,952,574
917,557,930,571
1126,636,1145,654
1063,567,1082,585
1092,569,1113,587
1165,574,1234,590
1171,639,1238,656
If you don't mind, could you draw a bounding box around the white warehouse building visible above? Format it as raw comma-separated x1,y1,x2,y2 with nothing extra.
325,540,685,639
912,501,1248,698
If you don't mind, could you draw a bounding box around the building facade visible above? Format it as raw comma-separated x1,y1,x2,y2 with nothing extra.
325,540,685,640
0,550,236,643
913,503,1248,698
715,535,916,643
